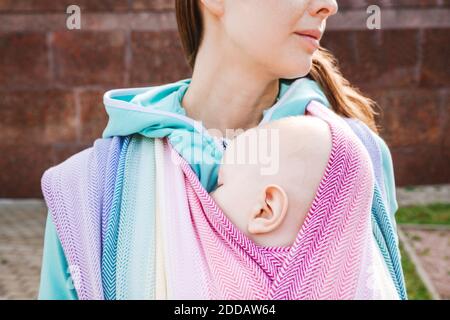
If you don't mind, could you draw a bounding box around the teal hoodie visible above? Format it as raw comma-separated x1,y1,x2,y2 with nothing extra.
102,77,329,192
39,77,399,299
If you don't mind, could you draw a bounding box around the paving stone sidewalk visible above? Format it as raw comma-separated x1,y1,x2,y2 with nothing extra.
0,200,47,300
400,225,450,299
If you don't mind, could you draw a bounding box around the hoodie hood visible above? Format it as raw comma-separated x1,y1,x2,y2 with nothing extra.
102,77,330,191
102,77,329,140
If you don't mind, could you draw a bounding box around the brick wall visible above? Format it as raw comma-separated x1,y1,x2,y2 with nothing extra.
0,0,449,197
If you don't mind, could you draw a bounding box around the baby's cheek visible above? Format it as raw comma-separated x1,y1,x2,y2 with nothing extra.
211,187,235,218
209,189,219,204
210,188,226,211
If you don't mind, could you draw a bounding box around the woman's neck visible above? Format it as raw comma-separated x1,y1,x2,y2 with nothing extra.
181,43,280,139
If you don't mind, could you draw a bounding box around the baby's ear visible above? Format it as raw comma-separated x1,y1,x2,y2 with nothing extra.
248,185,288,235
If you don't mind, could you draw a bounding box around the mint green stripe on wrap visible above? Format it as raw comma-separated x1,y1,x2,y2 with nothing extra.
116,135,157,299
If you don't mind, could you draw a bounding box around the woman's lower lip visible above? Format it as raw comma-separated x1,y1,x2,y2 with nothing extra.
295,33,320,51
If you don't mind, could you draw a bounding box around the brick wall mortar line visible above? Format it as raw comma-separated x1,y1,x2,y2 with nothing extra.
0,9,449,32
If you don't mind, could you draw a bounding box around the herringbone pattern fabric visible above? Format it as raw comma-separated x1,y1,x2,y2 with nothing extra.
41,101,403,300
168,101,386,299
343,118,407,300
41,137,124,299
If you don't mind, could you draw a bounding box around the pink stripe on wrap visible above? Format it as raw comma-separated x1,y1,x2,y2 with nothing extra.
162,101,377,299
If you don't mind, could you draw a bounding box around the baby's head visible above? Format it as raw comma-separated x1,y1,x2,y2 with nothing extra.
210,115,331,247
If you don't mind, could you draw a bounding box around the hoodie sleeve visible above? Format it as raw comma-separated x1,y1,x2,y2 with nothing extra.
38,212,78,300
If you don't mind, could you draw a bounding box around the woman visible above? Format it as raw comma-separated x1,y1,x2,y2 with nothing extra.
39,0,406,299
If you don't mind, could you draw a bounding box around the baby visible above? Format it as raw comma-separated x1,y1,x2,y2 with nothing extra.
209,115,332,247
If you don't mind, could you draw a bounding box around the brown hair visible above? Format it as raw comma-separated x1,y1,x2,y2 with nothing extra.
175,0,380,134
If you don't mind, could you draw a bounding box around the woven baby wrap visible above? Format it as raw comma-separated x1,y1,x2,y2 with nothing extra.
41,101,402,299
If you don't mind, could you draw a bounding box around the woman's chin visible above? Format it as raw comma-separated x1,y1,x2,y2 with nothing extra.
281,59,313,79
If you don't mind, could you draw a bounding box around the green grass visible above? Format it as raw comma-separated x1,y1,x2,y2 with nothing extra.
396,203,450,300
400,243,432,300
396,203,450,225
